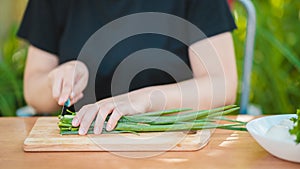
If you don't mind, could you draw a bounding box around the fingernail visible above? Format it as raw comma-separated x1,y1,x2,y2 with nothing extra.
94,128,101,135
72,117,79,126
70,92,75,99
59,97,64,105
106,123,112,131
79,127,85,135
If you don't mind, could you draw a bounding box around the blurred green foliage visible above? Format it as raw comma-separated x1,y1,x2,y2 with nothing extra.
0,0,299,116
0,0,28,116
233,0,300,114
0,25,27,116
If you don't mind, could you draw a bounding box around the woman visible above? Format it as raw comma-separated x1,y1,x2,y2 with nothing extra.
18,0,237,135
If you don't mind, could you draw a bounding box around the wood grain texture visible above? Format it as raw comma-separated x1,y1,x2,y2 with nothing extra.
1,116,300,169
23,117,211,152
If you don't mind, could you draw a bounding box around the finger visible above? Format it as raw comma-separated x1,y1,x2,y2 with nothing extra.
58,77,73,105
72,75,88,98
106,108,124,131
72,104,88,127
93,103,114,134
52,73,63,101
69,91,75,100
71,61,88,97
69,93,84,105
78,104,99,135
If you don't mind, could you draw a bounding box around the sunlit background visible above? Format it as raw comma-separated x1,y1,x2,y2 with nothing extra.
0,0,299,116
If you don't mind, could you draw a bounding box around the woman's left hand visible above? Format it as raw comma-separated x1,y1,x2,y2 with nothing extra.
71,88,153,135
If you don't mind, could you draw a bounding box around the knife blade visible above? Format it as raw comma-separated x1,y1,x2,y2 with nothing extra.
61,99,71,116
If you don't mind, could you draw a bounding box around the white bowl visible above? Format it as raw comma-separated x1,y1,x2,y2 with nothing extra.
246,114,300,163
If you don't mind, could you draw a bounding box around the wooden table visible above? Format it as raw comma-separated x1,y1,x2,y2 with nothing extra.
0,116,299,169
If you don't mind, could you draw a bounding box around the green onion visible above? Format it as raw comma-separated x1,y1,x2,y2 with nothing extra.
58,105,247,135
134,108,193,116
122,105,238,124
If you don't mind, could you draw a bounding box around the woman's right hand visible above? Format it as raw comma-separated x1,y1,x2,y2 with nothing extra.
48,60,89,106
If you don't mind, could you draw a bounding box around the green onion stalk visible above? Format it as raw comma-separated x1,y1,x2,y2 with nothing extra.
58,105,247,135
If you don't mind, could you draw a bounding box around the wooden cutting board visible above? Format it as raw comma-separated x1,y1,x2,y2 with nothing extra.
24,117,211,152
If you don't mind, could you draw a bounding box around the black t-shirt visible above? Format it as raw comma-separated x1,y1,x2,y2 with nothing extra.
18,0,236,101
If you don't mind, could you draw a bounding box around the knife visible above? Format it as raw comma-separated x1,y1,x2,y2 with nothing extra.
61,99,71,116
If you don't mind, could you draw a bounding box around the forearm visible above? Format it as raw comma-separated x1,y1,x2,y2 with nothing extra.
24,46,61,113
140,75,236,112
24,72,60,113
